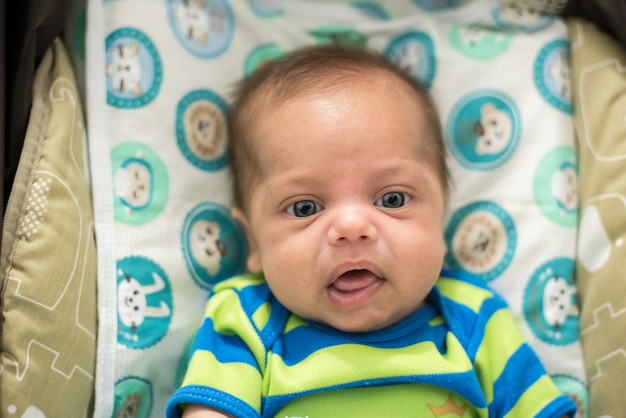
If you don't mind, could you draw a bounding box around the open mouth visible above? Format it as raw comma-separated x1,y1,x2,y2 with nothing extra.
331,269,380,292
327,269,384,308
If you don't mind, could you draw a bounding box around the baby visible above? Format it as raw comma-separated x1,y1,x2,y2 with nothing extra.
167,44,576,418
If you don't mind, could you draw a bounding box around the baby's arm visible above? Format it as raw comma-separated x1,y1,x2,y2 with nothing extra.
182,404,232,418
167,276,270,417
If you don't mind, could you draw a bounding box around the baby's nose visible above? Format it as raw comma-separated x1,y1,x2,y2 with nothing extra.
327,205,378,245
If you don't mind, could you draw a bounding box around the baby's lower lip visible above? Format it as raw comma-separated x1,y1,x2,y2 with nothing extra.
327,270,384,309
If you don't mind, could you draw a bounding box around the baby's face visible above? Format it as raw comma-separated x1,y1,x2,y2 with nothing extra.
239,76,447,333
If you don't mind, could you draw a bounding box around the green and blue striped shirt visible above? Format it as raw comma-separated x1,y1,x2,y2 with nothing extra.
167,270,575,417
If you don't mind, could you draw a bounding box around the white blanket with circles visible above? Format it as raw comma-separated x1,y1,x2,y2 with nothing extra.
86,0,586,415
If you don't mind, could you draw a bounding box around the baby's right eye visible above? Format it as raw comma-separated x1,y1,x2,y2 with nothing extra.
286,200,323,218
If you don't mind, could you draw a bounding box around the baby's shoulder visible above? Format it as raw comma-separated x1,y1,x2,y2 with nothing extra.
208,273,289,344
431,270,511,343
206,273,274,326
434,269,507,312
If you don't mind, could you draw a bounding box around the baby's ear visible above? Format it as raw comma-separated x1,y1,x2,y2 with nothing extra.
231,207,262,273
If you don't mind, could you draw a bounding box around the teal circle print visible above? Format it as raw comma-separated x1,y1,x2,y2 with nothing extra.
385,31,436,88
444,201,517,281
533,145,577,227
116,256,173,349
166,0,235,58
446,90,521,170
247,0,283,17
112,376,153,418
105,27,162,108
411,0,471,12
534,39,572,114
181,202,248,289
351,2,391,20
552,375,588,417
449,25,513,60
523,257,579,345
176,89,229,171
311,26,368,48
244,43,285,76
111,142,169,225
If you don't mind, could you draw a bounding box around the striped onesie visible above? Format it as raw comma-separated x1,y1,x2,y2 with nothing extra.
167,270,575,418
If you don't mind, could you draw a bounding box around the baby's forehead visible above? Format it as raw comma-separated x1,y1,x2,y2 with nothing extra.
253,79,431,149
245,71,433,149
256,66,417,105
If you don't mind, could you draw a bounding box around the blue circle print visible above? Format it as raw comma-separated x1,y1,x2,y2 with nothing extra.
535,39,572,114
176,89,230,171
167,0,235,58
444,201,517,281
446,90,521,170
181,202,248,289
385,31,436,89
524,257,579,345
116,256,173,349
105,27,162,108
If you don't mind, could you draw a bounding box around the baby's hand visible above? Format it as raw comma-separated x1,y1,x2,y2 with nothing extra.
182,404,232,418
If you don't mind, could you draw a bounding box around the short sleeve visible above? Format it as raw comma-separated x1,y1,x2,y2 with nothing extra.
166,277,272,418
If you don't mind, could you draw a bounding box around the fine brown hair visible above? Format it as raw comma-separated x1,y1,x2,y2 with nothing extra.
227,44,449,213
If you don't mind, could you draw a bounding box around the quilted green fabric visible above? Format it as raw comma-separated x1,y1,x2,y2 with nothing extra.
0,38,96,417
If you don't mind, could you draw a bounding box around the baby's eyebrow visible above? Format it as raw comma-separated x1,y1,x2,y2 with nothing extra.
372,159,432,179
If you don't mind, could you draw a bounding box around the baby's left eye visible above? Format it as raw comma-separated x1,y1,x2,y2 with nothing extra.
375,192,410,209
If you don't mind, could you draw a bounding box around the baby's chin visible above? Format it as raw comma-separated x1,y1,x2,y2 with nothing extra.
313,309,418,334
